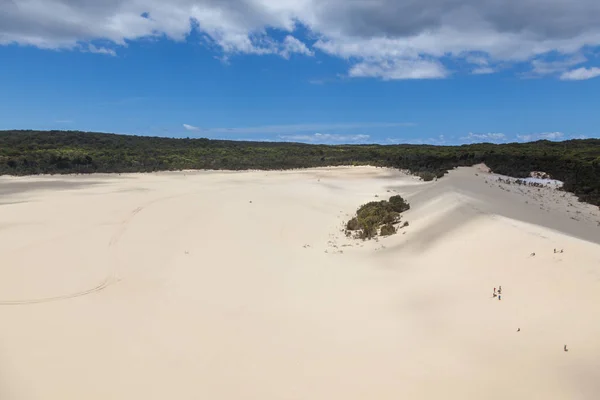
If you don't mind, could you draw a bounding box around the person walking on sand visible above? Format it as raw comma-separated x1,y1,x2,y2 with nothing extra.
498,286,502,294
498,294,501,301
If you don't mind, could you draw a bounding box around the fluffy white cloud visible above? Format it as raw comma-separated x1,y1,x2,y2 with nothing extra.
183,123,200,131
461,132,507,143
517,132,564,142
3,0,600,79
560,67,600,80
278,133,370,144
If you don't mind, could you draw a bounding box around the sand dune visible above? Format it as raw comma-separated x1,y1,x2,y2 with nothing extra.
1,166,599,399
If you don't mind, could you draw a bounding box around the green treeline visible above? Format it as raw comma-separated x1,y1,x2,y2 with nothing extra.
1,130,599,207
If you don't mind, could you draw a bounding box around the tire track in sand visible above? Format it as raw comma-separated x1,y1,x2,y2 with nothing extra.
0,192,192,306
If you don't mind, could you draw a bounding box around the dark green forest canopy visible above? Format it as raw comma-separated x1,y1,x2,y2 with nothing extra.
2,130,600,207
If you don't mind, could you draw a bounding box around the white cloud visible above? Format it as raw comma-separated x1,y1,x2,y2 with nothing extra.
278,133,370,144
465,55,490,66
531,54,587,76
461,132,507,143
517,132,564,142
281,35,314,59
472,67,496,75
570,134,588,139
560,67,600,80
348,59,448,80
86,44,116,56
196,122,414,135
3,0,600,79
183,123,200,131
386,134,446,145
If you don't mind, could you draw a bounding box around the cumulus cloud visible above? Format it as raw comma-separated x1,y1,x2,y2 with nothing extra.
278,133,370,144
517,132,564,142
461,132,507,143
2,0,600,78
183,123,200,131
560,67,600,80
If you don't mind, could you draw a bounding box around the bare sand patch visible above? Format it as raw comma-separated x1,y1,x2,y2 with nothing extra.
1,166,599,399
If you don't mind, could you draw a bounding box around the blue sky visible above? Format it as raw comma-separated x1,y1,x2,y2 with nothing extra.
1,0,600,145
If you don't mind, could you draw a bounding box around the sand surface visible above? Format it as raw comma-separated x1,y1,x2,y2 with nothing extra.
1,166,599,399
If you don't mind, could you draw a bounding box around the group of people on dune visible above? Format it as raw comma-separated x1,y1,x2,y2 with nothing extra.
493,286,502,300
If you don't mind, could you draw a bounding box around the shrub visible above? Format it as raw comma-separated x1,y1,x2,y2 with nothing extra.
380,224,396,236
418,171,437,181
346,217,360,231
389,195,410,213
346,194,410,239
383,211,400,224
358,224,378,240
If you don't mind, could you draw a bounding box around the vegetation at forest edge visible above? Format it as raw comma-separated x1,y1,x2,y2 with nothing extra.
1,130,600,207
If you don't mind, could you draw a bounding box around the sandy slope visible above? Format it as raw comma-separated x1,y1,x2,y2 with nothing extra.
1,166,599,399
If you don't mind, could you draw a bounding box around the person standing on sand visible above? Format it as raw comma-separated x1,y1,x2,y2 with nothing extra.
498,294,501,301
498,286,502,294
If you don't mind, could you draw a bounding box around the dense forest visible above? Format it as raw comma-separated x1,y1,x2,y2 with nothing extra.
1,130,600,207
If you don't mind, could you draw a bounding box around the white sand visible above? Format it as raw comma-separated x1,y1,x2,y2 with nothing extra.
1,166,599,399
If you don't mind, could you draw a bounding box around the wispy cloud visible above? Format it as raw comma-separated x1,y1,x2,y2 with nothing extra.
280,35,314,59
461,132,507,143
570,134,588,140
86,44,116,56
560,67,600,81
189,122,415,135
183,124,200,131
386,134,446,145
517,132,564,142
278,133,370,144
348,59,448,80
530,54,586,76
472,67,496,75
